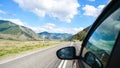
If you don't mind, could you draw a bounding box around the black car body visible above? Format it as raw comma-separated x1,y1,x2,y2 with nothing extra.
56,0,120,68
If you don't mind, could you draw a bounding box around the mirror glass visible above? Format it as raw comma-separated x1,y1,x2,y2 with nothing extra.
56,46,76,60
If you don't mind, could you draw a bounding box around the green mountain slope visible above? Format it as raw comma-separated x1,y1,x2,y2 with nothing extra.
0,20,39,40
38,31,72,41
71,26,90,41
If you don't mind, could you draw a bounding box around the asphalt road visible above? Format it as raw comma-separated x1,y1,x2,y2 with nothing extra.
0,42,81,68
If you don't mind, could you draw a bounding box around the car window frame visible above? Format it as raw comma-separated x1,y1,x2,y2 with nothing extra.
77,0,120,68
79,0,120,57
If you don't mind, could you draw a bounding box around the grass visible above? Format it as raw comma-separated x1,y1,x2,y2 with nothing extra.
0,40,62,58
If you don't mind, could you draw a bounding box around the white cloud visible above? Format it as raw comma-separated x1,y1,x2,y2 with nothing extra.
88,0,95,2
14,0,80,23
0,10,6,14
82,5,105,17
30,23,83,34
0,18,25,26
7,19,25,26
44,23,55,27
0,9,15,16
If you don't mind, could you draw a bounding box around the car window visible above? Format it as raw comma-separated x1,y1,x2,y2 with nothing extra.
82,7,120,68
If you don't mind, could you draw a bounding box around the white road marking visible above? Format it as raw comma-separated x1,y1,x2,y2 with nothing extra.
70,42,74,46
58,60,65,68
62,60,67,68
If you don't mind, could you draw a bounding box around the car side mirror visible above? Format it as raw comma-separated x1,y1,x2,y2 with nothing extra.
83,52,103,68
56,46,77,60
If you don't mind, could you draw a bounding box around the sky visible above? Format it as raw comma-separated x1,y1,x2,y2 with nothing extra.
0,0,109,34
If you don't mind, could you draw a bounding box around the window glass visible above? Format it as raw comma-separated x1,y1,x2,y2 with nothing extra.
83,8,120,68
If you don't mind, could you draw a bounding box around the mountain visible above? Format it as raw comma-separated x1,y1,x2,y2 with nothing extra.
38,31,72,41
0,20,39,40
70,26,90,41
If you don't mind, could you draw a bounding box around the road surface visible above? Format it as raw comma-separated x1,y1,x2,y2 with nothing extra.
0,42,81,68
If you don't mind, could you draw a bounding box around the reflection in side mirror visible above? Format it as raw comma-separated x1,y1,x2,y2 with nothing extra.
84,52,103,68
56,46,76,60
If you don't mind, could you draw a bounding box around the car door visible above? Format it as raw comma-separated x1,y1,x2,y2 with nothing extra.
78,0,120,68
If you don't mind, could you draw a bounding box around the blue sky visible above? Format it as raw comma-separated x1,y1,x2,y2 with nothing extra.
0,0,109,34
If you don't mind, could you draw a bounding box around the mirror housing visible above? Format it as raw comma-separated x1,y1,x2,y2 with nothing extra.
83,52,103,68
56,46,77,60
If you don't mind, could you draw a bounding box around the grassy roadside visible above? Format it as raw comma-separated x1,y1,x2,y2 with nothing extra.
0,40,63,59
